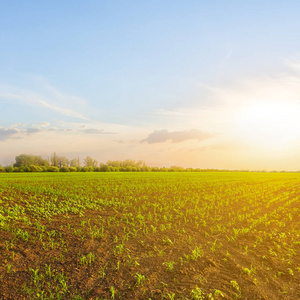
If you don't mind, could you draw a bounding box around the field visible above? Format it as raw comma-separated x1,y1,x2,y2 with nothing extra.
0,172,299,299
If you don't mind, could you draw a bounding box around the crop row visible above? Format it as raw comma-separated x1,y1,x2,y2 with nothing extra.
0,172,299,299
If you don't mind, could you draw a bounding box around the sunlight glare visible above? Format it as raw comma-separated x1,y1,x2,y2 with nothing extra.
235,101,300,148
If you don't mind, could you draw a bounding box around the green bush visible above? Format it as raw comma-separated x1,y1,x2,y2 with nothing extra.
28,165,38,172
59,166,70,172
81,166,93,172
5,166,14,173
100,164,109,172
48,166,59,172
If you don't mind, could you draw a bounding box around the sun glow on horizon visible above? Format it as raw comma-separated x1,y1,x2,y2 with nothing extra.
235,100,300,149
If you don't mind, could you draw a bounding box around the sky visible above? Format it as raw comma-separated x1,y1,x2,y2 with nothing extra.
1,1,300,170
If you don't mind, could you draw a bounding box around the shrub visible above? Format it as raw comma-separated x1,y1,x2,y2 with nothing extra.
40,166,48,172
81,166,93,172
28,165,38,172
48,166,59,172
100,164,109,172
141,166,151,172
5,166,14,173
60,166,70,172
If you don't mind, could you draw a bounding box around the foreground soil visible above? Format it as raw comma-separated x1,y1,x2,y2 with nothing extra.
0,172,299,299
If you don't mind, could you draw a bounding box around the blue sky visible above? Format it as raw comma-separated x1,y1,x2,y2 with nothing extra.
1,1,300,169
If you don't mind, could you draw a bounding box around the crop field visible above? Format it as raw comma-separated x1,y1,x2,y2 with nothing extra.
0,172,299,299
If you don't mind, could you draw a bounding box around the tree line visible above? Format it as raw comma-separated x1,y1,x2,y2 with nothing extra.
0,153,237,173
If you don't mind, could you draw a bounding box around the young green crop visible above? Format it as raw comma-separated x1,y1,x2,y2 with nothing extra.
0,171,299,299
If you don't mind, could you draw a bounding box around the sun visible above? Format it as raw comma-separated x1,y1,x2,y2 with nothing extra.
235,100,300,148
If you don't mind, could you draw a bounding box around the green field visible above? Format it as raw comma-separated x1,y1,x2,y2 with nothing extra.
0,172,299,299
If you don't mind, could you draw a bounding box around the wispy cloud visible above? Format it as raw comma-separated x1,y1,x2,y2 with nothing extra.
205,60,300,107
0,80,89,120
37,99,88,120
32,122,50,127
155,109,205,117
142,129,216,144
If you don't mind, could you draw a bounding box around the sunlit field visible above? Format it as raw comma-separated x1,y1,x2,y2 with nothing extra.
0,172,299,299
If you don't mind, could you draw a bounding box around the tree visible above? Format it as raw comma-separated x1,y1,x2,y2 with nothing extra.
57,156,69,167
136,160,146,168
106,160,121,168
83,156,98,167
69,157,80,167
49,152,58,167
59,166,70,172
99,163,109,172
14,154,48,167
49,153,69,167
169,165,184,172
5,165,13,173
122,159,136,167
48,166,59,172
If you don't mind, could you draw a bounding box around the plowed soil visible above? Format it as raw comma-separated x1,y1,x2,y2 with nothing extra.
0,172,299,299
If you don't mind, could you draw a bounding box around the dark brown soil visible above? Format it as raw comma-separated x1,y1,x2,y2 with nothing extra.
0,172,299,299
